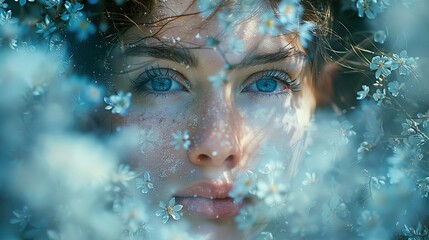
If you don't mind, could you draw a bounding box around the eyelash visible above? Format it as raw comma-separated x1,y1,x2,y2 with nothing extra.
130,65,187,96
130,65,301,98
243,69,301,96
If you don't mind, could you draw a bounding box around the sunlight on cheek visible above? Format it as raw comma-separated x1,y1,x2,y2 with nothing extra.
295,78,316,127
238,92,304,135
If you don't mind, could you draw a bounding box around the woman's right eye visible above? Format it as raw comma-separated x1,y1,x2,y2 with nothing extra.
131,67,187,94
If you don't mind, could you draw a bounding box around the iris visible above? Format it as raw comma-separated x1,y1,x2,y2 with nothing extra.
151,78,172,91
256,79,277,92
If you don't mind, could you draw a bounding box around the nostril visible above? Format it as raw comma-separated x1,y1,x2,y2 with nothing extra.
225,155,238,168
197,154,211,162
192,152,239,168
225,155,234,163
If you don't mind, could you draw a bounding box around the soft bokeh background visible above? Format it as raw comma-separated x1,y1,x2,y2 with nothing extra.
1,0,429,239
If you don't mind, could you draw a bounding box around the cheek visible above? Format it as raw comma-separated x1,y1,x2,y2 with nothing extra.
237,94,312,169
116,111,184,170
115,111,196,199
240,106,297,149
238,95,299,136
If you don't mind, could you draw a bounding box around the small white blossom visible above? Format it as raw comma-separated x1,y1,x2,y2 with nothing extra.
9,206,31,230
155,198,183,224
170,130,191,150
117,198,151,238
229,170,257,203
356,85,370,100
256,177,287,206
302,172,317,186
135,171,154,194
104,91,132,116
370,176,386,190
112,164,136,188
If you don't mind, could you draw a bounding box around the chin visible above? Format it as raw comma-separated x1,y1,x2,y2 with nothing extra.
185,217,243,240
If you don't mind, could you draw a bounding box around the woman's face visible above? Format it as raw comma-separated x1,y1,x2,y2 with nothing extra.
111,1,315,238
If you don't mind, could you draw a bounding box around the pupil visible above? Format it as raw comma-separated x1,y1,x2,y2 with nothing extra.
256,79,277,92
152,78,172,91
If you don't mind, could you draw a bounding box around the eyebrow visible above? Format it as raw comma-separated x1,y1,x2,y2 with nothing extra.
123,44,305,69
123,44,198,68
233,48,306,69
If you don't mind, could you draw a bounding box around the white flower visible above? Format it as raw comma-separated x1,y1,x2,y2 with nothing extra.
135,171,154,194
357,210,380,231
229,170,257,203
9,39,17,49
372,89,386,105
155,198,183,224
9,206,31,230
302,172,317,186
258,160,285,176
330,120,356,146
374,30,387,44
259,12,280,36
356,85,370,100
104,91,132,116
256,177,287,206
112,164,136,188
170,130,191,150
278,0,302,25
370,176,386,190
117,198,151,237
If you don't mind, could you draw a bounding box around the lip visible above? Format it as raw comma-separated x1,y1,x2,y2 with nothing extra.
174,180,242,219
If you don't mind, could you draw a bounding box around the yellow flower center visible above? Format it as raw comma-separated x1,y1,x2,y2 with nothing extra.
269,184,277,193
167,206,173,214
282,5,294,15
245,179,251,186
130,209,138,219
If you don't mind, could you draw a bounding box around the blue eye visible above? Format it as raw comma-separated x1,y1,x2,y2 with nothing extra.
255,79,278,92
151,78,172,91
242,70,298,95
131,67,187,94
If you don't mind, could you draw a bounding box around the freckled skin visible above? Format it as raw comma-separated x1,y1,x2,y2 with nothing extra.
110,0,316,238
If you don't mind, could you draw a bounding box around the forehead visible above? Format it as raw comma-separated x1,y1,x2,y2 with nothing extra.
121,2,302,65
150,0,267,20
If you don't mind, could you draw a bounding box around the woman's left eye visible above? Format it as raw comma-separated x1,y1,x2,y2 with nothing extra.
248,78,281,92
242,70,298,95
148,77,181,92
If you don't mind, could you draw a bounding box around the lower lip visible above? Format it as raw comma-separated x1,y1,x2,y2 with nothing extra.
176,196,241,219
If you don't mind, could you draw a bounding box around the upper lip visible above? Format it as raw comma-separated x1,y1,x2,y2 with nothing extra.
174,180,232,199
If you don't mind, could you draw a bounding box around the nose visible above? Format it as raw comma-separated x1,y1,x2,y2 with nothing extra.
187,95,242,169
